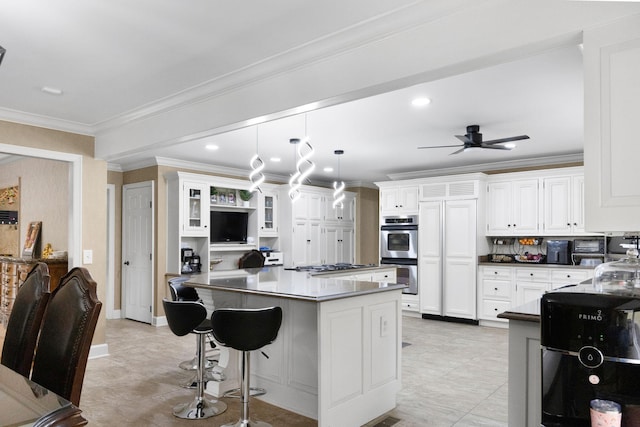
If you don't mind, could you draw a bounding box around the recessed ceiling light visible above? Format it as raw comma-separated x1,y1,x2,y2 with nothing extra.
205,144,219,150
411,97,431,107
41,86,63,96
270,157,281,162
324,167,334,173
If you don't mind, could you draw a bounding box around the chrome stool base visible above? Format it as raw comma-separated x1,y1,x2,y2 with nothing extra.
221,420,272,427
172,396,227,420
182,369,226,389
223,387,266,398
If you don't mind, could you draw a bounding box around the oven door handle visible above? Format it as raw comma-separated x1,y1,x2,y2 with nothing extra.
381,225,418,231
380,258,417,266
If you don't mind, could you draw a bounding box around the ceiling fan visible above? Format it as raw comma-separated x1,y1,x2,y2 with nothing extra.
418,125,530,155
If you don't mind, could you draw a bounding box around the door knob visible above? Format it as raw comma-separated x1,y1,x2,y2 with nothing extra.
124,261,130,265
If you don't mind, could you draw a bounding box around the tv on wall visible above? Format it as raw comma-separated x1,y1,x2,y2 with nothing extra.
210,211,248,243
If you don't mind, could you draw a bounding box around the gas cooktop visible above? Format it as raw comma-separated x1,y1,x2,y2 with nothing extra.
289,263,376,272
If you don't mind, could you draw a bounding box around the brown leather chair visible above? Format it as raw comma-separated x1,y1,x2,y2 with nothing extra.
30,267,102,406
1,262,51,377
238,249,265,269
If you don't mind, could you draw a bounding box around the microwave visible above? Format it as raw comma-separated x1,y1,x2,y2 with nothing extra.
573,239,604,254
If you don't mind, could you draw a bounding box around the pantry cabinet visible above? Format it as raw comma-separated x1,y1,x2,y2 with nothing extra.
324,225,354,265
486,179,540,236
290,219,323,266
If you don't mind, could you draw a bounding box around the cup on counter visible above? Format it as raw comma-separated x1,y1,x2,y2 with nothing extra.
590,399,622,427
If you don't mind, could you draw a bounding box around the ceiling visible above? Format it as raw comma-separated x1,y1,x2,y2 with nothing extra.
1,1,639,185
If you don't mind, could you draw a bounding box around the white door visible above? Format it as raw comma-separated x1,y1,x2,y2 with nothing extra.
122,181,154,324
419,201,443,315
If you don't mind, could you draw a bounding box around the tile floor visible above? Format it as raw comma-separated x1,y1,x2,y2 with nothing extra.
3,315,509,426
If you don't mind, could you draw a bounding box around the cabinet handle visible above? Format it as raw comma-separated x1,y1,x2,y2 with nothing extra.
567,223,571,226
530,273,533,276
494,287,498,291
566,275,571,278
573,223,578,226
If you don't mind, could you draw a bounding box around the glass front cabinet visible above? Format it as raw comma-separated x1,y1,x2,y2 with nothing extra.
182,181,210,236
259,189,278,237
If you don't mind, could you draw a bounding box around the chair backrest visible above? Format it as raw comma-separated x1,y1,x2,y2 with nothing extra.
238,250,265,269
162,298,207,336
1,263,51,377
210,306,282,352
168,276,199,302
30,267,102,406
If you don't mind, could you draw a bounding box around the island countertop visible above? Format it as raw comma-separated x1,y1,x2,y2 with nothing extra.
183,266,406,302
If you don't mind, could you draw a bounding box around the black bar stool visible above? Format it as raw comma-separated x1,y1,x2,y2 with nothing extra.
163,298,227,419
167,277,222,387
211,306,283,427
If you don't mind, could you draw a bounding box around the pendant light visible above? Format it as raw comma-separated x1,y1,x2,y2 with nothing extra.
332,150,345,209
288,114,315,201
0,45,5,66
248,125,265,193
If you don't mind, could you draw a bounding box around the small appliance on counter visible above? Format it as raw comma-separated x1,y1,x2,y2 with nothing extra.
181,247,199,274
261,250,283,266
572,238,605,266
546,240,571,265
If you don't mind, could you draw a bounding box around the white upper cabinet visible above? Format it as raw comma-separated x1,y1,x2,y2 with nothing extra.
182,181,210,236
487,179,539,235
379,185,419,215
293,191,324,222
584,14,640,232
325,192,355,223
543,175,586,235
258,188,279,237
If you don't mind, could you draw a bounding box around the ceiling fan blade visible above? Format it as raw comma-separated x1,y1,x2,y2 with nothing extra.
481,144,511,150
483,135,530,145
417,144,463,149
449,147,467,155
455,135,471,143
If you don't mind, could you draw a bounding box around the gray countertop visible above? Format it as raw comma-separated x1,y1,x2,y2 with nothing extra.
478,261,595,269
183,266,406,302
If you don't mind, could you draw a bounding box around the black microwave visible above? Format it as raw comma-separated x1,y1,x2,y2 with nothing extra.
573,239,604,254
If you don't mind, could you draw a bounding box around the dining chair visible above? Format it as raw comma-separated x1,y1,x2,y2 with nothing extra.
30,267,102,406
238,249,265,269
210,306,282,427
0,262,51,377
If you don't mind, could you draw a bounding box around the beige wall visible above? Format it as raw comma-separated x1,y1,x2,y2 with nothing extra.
0,158,69,254
0,120,107,346
349,187,380,265
107,170,123,311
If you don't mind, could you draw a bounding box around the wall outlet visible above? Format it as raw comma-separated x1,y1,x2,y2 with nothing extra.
83,249,93,264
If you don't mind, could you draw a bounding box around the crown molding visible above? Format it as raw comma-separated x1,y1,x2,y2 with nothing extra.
386,153,584,180
0,108,93,136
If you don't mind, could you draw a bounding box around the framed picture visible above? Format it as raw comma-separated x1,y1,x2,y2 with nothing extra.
228,190,236,205
218,192,227,204
23,221,42,258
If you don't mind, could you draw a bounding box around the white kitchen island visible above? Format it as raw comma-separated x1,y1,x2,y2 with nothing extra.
184,267,405,427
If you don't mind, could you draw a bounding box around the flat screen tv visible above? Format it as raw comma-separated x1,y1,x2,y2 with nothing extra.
210,211,248,244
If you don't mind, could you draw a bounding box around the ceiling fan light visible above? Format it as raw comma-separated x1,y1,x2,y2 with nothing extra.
504,143,516,149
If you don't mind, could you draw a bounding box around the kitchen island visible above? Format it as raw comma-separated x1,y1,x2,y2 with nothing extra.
183,267,405,427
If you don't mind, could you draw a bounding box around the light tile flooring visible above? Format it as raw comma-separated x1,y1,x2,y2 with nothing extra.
3,315,509,426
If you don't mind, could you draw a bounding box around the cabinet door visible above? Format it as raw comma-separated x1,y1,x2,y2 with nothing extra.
419,201,442,315
259,190,278,237
340,227,355,264
543,176,572,234
445,200,476,258
182,181,210,236
516,281,548,306
325,193,355,223
399,186,419,212
487,181,512,235
380,189,399,214
512,179,540,234
571,175,585,234
291,220,309,266
324,226,339,265
306,221,323,265
444,258,476,319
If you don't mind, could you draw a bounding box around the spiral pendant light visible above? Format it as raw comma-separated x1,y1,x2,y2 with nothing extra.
332,150,345,209
288,114,315,201
248,125,265,193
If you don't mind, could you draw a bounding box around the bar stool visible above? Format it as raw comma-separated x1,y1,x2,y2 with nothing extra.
163,298,227,419
211,306,282,427
168,277,222,387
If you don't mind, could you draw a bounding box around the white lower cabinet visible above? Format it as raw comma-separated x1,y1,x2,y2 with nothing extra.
478,265,594,324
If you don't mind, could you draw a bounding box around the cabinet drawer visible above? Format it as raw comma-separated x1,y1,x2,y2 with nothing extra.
483,279,512,299
550,269,590,284
402,301,419,312
481,266,512,280
516,268,550,282
480,299,511,321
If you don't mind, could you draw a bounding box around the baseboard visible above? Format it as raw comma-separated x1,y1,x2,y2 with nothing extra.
421,313,479,325
153,315,167,327
88,343,109,359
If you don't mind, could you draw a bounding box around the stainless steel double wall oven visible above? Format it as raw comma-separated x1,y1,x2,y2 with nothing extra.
380,215,418,294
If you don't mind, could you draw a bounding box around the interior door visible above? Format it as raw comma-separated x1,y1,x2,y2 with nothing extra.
122,181,154,324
